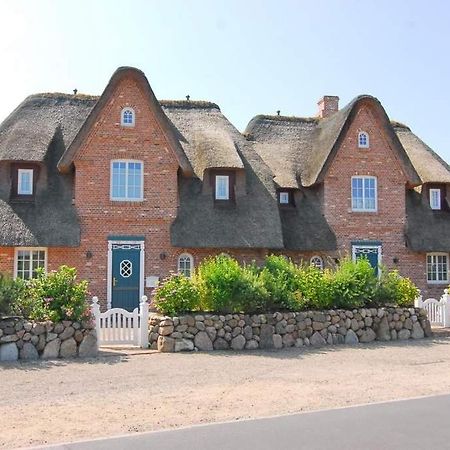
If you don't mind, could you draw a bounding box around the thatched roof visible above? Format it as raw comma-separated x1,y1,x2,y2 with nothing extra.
280,187,337,251
0,126,80,246
406,190,450,251
245,95,421,188
170,115,284,249
162,101,244,179
1,70,449,251
0,93,97,162
394,123,450,184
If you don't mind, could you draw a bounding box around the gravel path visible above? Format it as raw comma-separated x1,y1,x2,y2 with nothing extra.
3,338,450,449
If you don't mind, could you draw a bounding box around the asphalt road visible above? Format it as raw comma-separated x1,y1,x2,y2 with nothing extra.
36,394,450,450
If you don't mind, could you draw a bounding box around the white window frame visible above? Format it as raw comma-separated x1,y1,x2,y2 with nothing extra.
215,175,230,200
17,168,34,195
178,253,194,278
430,188,441,210
121,107,135,127
110,160,144,201
351,176,378,212
279,191,290,204
14,247,47,280
310,255,324,270
426,252,449,284
358,131,369,148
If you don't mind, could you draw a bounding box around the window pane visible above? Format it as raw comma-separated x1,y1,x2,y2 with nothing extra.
127,162,142,199
18,170,33,195
216,176,229,200
112,162,127,199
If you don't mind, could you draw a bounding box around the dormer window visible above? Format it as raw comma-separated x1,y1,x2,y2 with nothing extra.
11,164,39,201
215,175,229,200
279,192,290,204
430,188,442,210
121,107,135,127
278,190,295,207
358,131,369,148
18,169,33,195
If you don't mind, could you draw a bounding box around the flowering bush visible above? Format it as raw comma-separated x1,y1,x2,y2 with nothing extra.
10,266,91,322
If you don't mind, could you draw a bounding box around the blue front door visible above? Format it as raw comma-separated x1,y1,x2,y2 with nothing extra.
353,245,380,276
112,244,141,311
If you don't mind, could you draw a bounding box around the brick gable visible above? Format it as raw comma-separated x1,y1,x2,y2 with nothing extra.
69,75,180,304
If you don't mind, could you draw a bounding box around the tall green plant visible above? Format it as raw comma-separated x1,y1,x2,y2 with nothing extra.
195,255,268,313
329,257,377,309
0,273,26,317
259,255,302,310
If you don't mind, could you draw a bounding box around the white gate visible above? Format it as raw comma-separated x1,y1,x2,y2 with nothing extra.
415,289,449,327
91,296,149,348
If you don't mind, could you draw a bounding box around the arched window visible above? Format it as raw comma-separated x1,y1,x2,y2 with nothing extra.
178,253,194,277
358,131,369,148
121,107,135,127
310,255,324,270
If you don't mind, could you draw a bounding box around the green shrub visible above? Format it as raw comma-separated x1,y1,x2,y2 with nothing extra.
373,268,419,307
154,273,200,315
296,264,334,310
195,255,268,313
10,266,90,322
259,255,302,310
0,273,26,317
329,257,377,309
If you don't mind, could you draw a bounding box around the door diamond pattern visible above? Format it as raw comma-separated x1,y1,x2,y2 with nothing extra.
120,259,133,278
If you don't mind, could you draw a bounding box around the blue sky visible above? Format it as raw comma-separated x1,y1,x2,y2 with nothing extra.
1,0,449,161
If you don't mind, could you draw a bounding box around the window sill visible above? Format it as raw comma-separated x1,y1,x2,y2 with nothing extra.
427,281,449,285
351,209,378,213
110,198,144,202
10,196,35,203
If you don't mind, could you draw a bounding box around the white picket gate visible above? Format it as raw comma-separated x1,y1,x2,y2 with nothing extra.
415,289,449,327
91,296,149,348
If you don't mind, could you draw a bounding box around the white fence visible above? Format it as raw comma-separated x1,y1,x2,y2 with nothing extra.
91,296,149,348
415,289,449,327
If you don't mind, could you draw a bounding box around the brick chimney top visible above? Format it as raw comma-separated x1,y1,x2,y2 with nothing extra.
317,95,339,118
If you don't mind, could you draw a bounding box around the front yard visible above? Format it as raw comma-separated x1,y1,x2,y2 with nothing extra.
2,338,450,448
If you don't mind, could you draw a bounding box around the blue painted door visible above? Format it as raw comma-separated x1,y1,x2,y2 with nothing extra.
112,246,141,311
353,246,380,276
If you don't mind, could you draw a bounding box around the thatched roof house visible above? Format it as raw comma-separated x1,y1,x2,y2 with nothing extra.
0,66,449,256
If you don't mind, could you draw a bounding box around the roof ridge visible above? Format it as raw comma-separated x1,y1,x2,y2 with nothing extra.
249,114,319,123
160,100,220,110
26,92,100,101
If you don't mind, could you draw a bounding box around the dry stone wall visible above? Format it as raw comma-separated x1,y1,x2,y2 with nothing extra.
0,317,98,361
149,307,432,352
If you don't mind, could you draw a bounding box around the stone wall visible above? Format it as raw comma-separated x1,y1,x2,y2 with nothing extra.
149,307,432,352
0,317,98,361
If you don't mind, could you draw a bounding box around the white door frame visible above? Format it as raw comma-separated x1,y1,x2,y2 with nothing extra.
107,240,145,310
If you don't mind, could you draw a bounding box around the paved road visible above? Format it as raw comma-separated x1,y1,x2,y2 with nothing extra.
37,394,450,450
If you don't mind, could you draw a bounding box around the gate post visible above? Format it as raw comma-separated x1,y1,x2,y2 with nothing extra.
91,296,101,332
414,292,423,308
139,295,149,349
442,289,450,328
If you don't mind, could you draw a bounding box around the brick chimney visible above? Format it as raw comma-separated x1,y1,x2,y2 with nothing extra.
317,95,339,118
